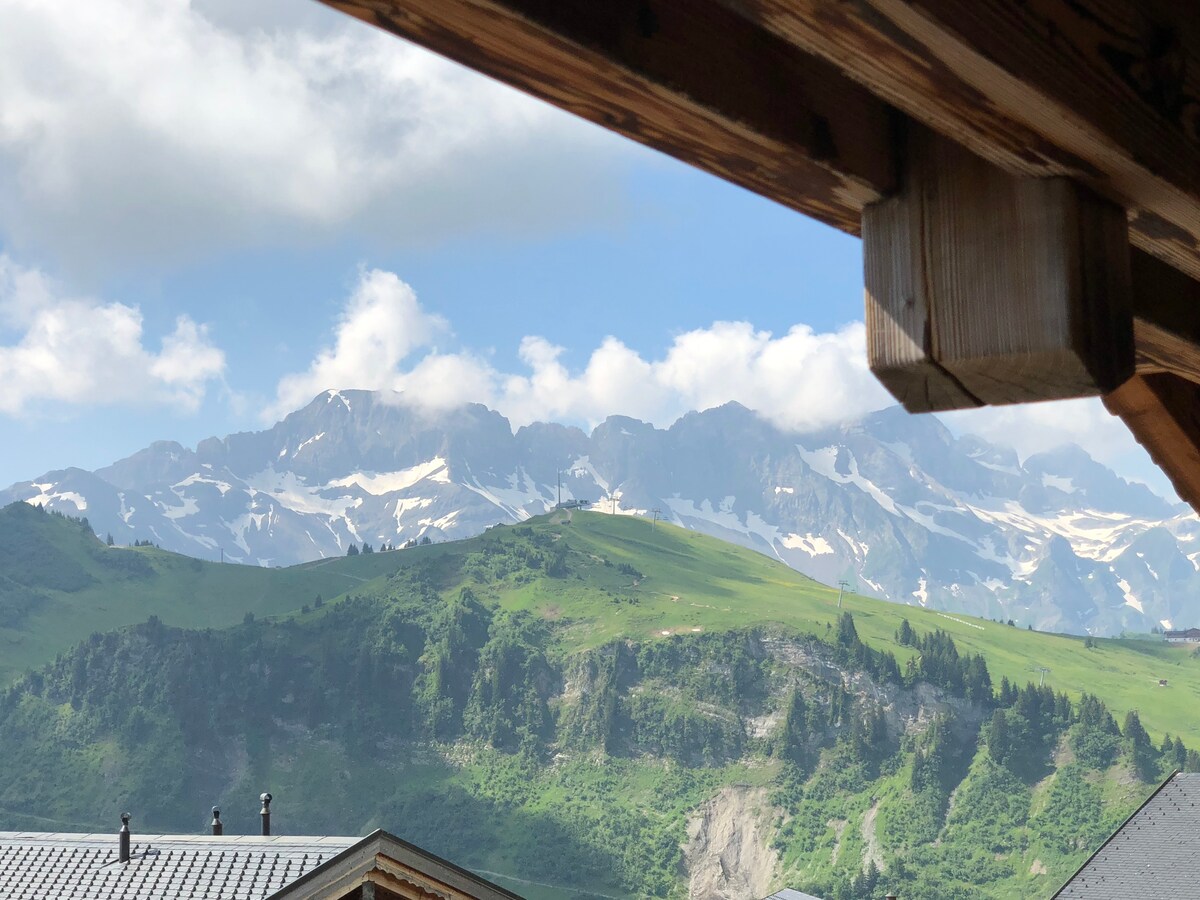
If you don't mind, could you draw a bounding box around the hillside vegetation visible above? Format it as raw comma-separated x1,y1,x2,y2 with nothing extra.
2,504,1199,897
0,502,401,683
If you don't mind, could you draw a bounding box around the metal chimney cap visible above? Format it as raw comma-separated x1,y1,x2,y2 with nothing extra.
260,792,272,804
120,813,130,828
212,807,220,817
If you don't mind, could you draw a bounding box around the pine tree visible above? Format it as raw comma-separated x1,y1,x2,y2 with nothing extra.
998,676,1017,706
836,612,859,648
1123,710,1158,781
986,709,1010,765
1186,750,1200,773
346,543,359,557
780,689,809,767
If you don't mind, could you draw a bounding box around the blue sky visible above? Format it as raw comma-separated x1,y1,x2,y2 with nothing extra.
0,0,1173,497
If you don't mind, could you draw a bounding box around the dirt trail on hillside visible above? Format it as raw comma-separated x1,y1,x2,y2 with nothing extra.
684,785,779,900
861,800,885,873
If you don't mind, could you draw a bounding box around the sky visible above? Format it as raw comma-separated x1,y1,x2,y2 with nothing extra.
0,0,1176,499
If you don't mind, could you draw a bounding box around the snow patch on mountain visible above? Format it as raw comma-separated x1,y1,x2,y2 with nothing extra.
797,445,899,515
781,533,833,556
329,457,449,495
28,484,88,511
297,432,326,453
1116,578,1143,612
913,578,929,607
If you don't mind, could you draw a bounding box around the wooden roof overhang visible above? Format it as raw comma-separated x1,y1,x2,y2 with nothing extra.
271,830,522,900
320,0,1200,511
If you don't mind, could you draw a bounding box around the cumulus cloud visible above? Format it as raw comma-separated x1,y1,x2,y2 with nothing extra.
268,269,892,432
0,255,225,415
270,267,1180,496
0,0,627,272
269,268,448,418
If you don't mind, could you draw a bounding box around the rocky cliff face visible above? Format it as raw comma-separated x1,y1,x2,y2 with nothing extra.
4,389,1196,635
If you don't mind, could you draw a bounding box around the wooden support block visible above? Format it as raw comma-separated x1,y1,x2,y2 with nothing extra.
1132,250,1200,386
864,127,1134,412
1105,374,1200,510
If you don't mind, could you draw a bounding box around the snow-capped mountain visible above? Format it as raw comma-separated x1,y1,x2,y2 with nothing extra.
5,389,1197,636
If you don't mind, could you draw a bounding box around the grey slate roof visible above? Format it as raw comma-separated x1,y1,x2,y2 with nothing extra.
763,890,826,900
1054,771,1200,898
0,831,357,899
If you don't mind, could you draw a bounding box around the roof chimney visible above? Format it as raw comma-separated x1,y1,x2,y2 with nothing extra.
118,813,131,863
210,807,223,836
260,792,272,836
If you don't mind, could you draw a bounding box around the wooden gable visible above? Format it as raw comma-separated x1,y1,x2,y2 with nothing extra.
272,831,521,900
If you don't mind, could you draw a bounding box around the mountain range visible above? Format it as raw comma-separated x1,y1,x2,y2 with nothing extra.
5,389,1197,636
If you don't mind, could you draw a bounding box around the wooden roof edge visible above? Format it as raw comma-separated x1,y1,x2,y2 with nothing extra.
269,829,523,900
322,0,896,234
322,0,1200,285
319,0,1200,514
1104,375,1200,511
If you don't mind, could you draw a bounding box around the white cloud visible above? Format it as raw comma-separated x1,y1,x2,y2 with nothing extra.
0,0,628,272
268,269,892,432
270,268,1180,497
0,255,225,414
269,268,447,419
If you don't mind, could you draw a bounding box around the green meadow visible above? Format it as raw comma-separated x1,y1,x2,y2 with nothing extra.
5,501,1198,747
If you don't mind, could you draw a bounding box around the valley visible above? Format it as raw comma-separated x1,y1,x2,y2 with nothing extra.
1,504,1197,897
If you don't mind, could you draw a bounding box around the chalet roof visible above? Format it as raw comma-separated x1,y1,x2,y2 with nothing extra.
763,890,826,900
0,832,356,899
1054,772,1200,898
0,829,521,900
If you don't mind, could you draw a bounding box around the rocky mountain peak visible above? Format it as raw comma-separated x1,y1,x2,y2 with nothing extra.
3,390,1196,635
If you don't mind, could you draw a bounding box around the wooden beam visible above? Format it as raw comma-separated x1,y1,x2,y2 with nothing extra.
325,0,1200,393
1132,251,1200,386
320,0,896,234
320,0,1200,510
864,127,1133,411
1105,374,1200,510
713,0,1200,282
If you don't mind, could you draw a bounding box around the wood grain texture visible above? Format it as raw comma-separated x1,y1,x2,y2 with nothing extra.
1105,374,1200,511
864,127,1134,410
714,0,1200,282
1132,250,1200,386
863,154,981,412
320,0,895,234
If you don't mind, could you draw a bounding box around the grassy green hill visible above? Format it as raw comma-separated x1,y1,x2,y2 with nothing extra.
3,503,1199,898
6,502,1195,745
0,502,402,683
313,508,1200,748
